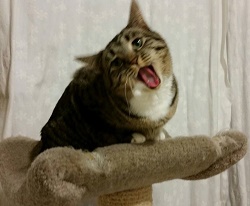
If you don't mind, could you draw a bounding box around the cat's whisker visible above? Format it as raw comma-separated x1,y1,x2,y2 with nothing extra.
117,70,125,83
128,77,133,94
129,70,135,79
124,73,131,116
112,70,124,90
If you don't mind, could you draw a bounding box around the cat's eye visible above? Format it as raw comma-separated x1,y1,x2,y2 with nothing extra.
111,58,123,67
132,38,143,49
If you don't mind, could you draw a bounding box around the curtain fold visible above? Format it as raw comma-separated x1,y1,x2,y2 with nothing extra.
227,0,250,205
0,0,11,139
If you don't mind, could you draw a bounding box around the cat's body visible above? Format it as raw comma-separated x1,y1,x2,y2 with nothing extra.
40,0,178,152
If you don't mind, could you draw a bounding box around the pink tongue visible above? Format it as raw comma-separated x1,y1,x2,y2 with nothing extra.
138,66,160,88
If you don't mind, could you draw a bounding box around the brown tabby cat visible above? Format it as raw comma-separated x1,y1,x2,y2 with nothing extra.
40,0,178,152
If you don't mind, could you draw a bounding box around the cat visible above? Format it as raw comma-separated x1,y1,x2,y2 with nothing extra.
40,0,178,152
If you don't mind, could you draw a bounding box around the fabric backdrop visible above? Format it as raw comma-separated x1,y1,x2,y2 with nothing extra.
0,0,249,205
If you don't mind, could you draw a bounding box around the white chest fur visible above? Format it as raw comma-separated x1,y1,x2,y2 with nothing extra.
130,75,174,121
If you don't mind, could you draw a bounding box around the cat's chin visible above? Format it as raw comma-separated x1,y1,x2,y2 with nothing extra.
137,65,161,89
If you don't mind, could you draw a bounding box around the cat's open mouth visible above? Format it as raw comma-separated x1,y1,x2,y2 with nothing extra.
138,65,160,89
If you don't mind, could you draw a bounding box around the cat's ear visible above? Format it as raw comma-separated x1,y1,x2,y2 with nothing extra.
75,55,96,65
127,0,149,30
76,51,103,67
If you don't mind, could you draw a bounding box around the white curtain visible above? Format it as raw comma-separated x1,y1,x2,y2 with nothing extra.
0,0,249,205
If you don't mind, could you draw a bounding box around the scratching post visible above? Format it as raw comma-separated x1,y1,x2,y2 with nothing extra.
98,186,152,206
0,130,247,206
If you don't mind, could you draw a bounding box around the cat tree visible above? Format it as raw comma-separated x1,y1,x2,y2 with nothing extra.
0,130,247,206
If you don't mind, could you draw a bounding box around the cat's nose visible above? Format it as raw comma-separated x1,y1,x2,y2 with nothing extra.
130,56,138,65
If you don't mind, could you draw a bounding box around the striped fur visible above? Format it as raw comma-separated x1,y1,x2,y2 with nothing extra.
40,0,178,152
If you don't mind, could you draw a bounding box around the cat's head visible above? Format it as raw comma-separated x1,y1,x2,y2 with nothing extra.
77,0,172,98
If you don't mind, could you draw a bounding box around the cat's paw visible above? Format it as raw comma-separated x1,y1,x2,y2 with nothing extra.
155,131,166,141
131,133,146,144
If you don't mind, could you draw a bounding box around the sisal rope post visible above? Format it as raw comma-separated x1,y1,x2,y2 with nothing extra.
98,186,152,206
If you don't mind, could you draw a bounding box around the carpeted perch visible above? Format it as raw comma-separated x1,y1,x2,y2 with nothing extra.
0,130,247,206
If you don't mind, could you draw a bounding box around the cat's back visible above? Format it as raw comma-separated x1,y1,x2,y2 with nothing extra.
40,68,103,151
